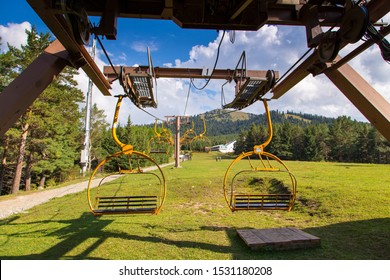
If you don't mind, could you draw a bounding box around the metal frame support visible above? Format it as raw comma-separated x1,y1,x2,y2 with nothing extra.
92,0,119,40
0,40,70,137
300,4,323,48
104,66,273,82
324,58,390,142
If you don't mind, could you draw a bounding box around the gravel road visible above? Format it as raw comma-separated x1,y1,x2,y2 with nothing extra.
0,162,174,220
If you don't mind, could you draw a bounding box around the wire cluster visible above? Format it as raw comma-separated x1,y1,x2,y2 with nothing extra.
363,22,390,63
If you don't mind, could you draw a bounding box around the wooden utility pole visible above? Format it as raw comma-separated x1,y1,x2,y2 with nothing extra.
166,115,189,168
175,117,181,168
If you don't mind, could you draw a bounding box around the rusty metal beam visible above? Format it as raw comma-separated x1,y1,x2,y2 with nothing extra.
27,0,112,96
325,58,390,142
0,40,70,137
267,4,343,26
104,66,276,83
230,0,254,21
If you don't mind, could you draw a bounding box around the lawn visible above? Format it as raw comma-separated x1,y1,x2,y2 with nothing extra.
0,152,389,259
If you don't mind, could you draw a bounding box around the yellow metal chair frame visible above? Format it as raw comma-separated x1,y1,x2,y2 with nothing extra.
148,119,173,154
87,95,167,216
190,118,212,153
223,99,297,211
180,121,196,145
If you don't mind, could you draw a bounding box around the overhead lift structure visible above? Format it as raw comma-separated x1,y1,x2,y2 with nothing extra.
0,0,389,142
104,65,278,109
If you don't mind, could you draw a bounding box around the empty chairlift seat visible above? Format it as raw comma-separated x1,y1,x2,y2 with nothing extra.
94,195,159,215
232,194,294,211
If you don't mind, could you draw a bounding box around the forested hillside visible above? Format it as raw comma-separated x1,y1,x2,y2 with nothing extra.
184,109,390,164
188,109,335,136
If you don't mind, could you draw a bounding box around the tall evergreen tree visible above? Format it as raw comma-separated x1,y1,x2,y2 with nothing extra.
328,116,358,162
1,27,83,193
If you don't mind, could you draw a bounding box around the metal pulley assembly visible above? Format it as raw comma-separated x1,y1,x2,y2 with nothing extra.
318,3,369,62
318,31,340,62
338,4,369,44
58,0,91,45
301,0,370,63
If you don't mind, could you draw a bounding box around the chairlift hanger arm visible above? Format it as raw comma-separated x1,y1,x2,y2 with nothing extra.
200,118,207,136
112,95,133,152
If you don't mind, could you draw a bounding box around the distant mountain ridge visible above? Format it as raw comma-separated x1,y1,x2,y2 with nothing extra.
185,109,336,137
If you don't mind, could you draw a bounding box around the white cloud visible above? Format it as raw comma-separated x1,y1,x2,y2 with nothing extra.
0,21,31,52
130,41,158,53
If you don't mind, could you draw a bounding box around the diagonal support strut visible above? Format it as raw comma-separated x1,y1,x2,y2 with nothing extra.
324,58,390,141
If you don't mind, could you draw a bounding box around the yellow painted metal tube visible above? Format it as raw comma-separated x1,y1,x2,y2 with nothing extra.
112,95,133,152
253,99,273,154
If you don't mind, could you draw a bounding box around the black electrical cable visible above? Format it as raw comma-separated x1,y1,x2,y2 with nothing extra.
220,80,229,108
363,22,390,63
94,34,120,82
273,47,314,86
136,105,165,122
183,81,192,116
190,30,226,90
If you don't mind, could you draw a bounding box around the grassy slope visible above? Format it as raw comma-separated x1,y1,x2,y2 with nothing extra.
0,153,389,260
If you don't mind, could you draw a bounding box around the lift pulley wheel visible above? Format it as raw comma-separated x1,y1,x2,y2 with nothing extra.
338,5,369,44
318,31,340,62
68,7,90,45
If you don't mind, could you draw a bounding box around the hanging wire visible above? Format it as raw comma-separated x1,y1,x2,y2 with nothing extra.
274,47,313,86
190,30,226,90
136,105,165,122
229,30,236,44
94,33,120,83
220,80,229,108
183,80,192,116
363,22,390,63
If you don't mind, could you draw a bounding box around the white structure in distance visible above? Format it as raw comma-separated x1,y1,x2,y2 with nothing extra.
211,141,236,153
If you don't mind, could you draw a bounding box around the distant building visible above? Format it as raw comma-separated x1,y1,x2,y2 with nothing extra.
211,140,236,153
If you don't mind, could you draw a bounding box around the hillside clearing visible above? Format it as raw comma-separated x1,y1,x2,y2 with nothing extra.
0,153,389,260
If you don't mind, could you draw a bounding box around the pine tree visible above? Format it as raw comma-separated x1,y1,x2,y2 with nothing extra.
1,27,83,193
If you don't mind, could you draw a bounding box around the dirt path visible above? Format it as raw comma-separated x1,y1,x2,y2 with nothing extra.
0,162,174,220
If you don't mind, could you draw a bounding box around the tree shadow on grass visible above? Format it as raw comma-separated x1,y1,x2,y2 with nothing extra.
0,213,388,260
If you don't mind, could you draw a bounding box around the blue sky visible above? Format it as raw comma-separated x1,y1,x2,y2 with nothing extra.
1,1,389,126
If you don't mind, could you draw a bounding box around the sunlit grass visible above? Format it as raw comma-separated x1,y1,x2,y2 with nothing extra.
0,152,389,259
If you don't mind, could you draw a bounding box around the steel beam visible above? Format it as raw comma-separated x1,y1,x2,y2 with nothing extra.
104,66,276,83
325,58,390,142
27,0,112,96
0,40,69,137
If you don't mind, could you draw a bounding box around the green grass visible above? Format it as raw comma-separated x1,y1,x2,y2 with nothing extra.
0,152,389,260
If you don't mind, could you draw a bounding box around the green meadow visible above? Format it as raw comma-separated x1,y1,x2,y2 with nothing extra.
0,152,389,259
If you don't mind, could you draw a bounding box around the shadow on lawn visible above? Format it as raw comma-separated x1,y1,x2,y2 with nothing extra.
1,213,389,260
